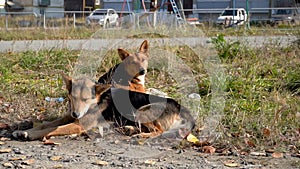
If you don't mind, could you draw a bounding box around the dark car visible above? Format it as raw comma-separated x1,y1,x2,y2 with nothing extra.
271,9,300,25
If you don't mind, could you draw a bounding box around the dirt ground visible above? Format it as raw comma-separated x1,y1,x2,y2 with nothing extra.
0,126,299,169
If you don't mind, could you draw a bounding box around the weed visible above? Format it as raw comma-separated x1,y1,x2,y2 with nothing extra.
285,68,300,95
211,34,242,60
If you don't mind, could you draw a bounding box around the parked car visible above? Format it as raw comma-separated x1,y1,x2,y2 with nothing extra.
216,8,247,26
86,9,119,27
271,9,300,25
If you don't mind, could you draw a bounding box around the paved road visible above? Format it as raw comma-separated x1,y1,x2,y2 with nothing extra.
0,36,297,52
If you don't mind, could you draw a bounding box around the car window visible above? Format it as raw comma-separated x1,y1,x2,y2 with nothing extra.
222,10,238,16
108,10,115,15
276,9,292,15
93,10,107,15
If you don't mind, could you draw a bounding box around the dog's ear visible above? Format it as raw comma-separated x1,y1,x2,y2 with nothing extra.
61,73,72,93
139,40,149,54
95,84,111,96
118,48,130,60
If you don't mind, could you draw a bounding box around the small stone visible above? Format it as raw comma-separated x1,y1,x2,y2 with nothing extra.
13,148,24,154
144,159,156,165
22,159,35,165
272,152,283,158
223,160,239,167
250,152,266,156
93,160,109,166
3,162,14,168
50,156,62,161
53,164,64,168
9,155,26,161
0,148,12,153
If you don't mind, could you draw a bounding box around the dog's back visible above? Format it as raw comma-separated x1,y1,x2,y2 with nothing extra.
96,88,195,137
97,63,122,84
98,63,135,86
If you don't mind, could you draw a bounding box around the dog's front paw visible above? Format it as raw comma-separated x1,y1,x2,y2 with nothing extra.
12,130,29,140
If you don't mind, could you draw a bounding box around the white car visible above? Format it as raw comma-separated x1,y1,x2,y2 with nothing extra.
86,9,119,27
216,8,247,26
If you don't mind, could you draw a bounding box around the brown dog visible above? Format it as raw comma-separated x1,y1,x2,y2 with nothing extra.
12,73,195,140
98,40,149,93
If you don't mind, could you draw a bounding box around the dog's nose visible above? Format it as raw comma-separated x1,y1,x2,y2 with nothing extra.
139,68,145,75
72,112,80,119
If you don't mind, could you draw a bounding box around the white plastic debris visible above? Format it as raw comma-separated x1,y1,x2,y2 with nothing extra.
45,97,64,102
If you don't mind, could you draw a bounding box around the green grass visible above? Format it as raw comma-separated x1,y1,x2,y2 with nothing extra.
0,50,78,121
0,34,299,153
211,36,300,151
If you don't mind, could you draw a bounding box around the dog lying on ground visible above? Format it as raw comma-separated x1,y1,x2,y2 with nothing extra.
98,40,149,93
12,73,195,140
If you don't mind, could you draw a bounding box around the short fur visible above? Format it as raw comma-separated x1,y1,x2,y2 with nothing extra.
12,74,195,140
98,40,149,93
98,87,195,138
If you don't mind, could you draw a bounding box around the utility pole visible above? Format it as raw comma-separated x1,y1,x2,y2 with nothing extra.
153,0,157,27
83,0,86,16
269,0,272,20
232,0,235,27
246,0,250,29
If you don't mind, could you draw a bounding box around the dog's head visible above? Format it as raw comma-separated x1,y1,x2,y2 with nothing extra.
61,73,110,119
118,40,149,78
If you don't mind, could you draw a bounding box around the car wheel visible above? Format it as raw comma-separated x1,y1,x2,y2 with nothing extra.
86,20,90,26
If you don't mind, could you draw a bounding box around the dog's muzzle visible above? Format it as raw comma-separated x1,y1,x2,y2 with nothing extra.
72,112,80,119
139,68,146,75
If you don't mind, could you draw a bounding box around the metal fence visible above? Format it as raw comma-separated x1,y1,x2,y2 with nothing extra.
0,10,136,29
0,7,299,30
0,12,40,29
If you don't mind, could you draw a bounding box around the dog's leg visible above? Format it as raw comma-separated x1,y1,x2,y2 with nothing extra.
31,115,74,130
12,115,76,140
13,122,85,140
43,122,85,138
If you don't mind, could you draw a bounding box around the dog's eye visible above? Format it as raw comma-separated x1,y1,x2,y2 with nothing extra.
82,98,88,102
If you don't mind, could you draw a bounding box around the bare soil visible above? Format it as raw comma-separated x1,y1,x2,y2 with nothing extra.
0,125,299,169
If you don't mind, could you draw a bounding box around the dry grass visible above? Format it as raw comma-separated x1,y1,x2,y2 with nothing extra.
0,21,299,41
